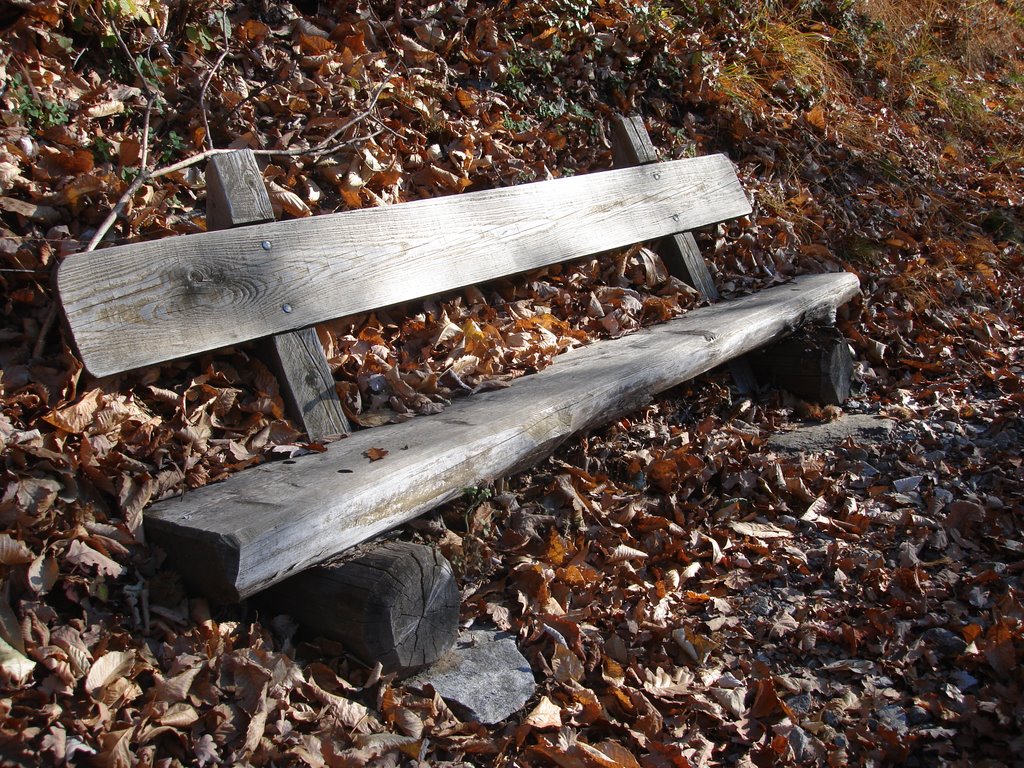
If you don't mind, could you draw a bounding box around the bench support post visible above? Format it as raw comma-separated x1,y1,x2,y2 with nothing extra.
260,541,460,674
751,324,854,405
611,115,759,395
206,150,351,440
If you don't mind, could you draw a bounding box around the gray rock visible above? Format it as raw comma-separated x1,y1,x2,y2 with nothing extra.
405,629,536,724
786,692,814,715
875,704,909,735
769,415,895,455
788,725,827,762
907,705,931,726
921,627,968,656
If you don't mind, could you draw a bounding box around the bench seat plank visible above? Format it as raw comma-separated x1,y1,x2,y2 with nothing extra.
57,155,750,377
145,272,859,602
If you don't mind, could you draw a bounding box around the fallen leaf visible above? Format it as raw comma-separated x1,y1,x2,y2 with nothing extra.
85,650,135,698
525,695,563,729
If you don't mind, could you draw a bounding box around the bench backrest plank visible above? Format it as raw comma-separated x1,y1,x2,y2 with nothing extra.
57,154,750,377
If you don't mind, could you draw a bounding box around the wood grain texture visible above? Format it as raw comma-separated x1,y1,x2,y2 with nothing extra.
206,150,350,439
145,272,860,602
609,117,721,299
752,325,854,405
206,150,275,229
266,328,350,438
260,542,459,672
57,155,751,376
611,115,757,393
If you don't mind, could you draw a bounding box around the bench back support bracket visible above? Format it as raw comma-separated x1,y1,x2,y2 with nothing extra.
206,150,351,440
610,115,758,395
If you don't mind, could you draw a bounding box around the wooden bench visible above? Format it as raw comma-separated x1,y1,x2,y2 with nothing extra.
56,117,859,668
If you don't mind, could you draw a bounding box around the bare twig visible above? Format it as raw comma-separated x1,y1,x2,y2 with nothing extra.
150,68,396,178
32,302,58,360
101,7,158,100
199,27,232,151
84,65,395,255
85,95,155,253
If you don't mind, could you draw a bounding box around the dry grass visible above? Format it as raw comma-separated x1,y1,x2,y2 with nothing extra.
855,0,1024,73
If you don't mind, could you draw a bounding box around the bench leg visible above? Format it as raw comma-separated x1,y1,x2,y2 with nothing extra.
206,150,350,440
259,541,460,674
611,115,758,396
751,324,854,405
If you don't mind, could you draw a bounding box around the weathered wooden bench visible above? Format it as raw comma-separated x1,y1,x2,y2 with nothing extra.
56,117,859,669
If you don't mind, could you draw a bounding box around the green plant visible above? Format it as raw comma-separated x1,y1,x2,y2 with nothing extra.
7,75,69,129
185,9,231,52
157,130,188,165
92,136,116,165
102,0,159,23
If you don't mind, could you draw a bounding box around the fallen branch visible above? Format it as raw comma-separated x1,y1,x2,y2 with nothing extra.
84,69,396,251
198,27,232,151
84,94,154,254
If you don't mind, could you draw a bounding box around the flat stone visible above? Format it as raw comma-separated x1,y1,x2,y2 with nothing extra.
769,415,895,455
405,629,536,724
921,627,968,656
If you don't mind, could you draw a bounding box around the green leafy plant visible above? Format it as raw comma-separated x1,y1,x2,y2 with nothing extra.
7,74,69,129
156,130,188,165
185,9,231,52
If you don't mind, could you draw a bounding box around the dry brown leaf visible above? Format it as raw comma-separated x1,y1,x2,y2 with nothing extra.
364,447,389,461
27,555,59,594
154,665,202,704
43,389,103,434
728,521,793,539
607,544,648,562
267,181,312,218
525,695,563,729
65,540,126,579
304,679,378,732
157,702,200,728
0,635,35,686
85,650,135,697
0,533,33,565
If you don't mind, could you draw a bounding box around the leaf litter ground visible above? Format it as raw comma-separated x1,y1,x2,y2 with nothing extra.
0,1,1023,766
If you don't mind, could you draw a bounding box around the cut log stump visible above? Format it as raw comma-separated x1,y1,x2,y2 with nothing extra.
751,325,854,405
262,541,459,673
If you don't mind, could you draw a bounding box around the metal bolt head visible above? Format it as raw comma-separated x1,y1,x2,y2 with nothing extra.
261,240,272,251
282,303,292,313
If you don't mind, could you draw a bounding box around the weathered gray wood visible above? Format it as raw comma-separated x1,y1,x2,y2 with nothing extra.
751,325,854,405
145,272,860,602
206,150,276,229
611,115,659,169
206,151,350,439
610,116,719,299
264,327,350,438
260,541,459,673
57,155,752,377
611,114,758,394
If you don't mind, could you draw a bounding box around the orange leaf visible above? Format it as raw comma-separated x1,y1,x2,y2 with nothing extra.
364,447,389,461
299,34,334,54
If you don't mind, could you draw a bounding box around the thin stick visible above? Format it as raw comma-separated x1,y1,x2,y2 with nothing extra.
199,28,231,151
85,68,395,251
150,70,395,178
84,95,154,253
32,302,58,360
102,8,158,100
